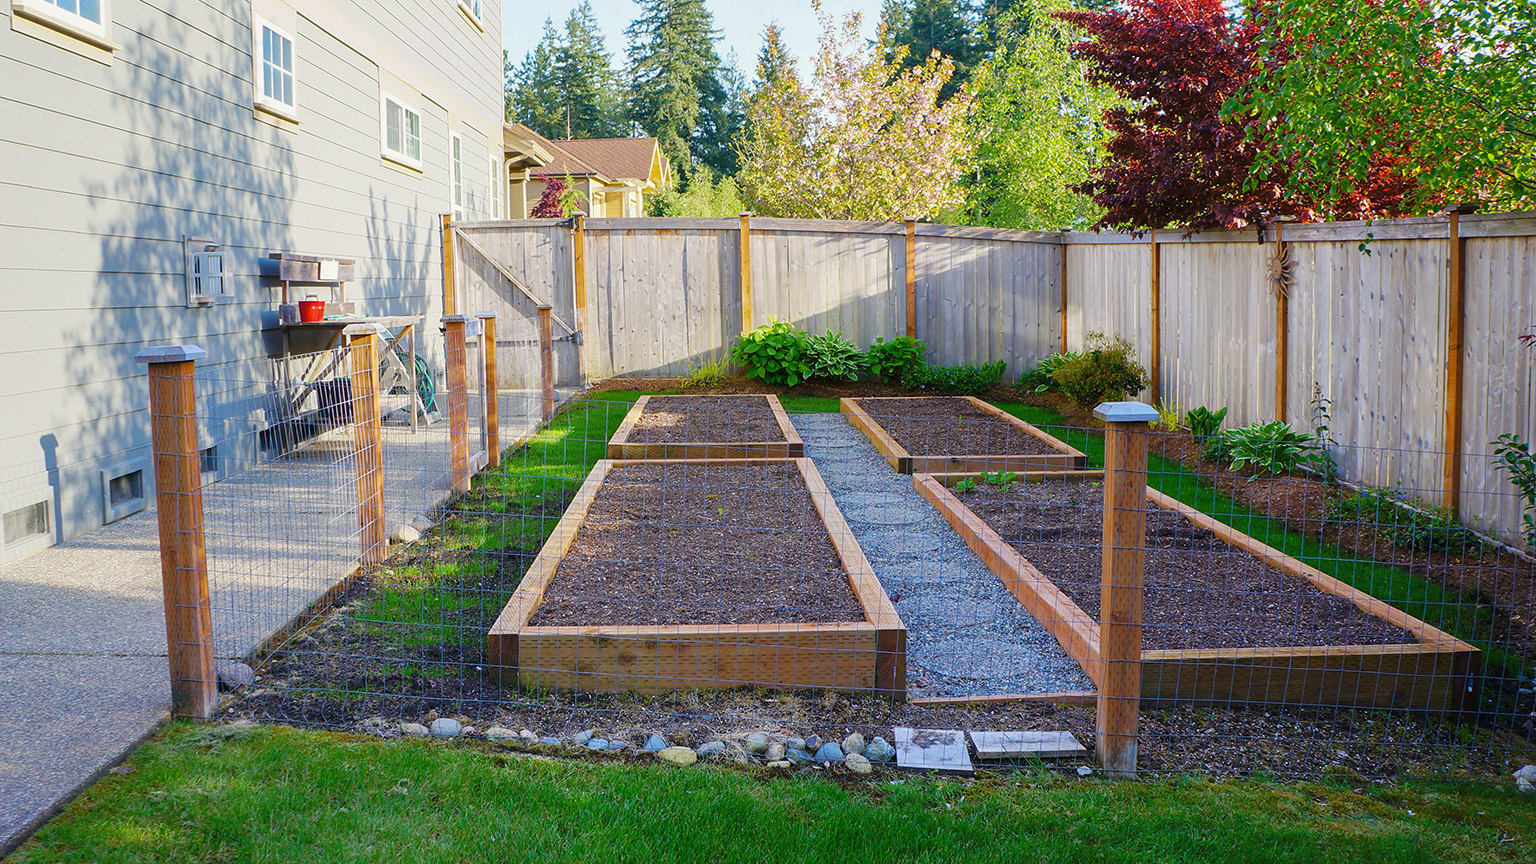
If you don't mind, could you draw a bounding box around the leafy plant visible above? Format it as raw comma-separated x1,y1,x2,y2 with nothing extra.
803,330,866,381
983,470,1019,491
1219,420,1320,477
1309,382,1341,483
1325,486,1481,554
901,360,1008,395
953,478,978,493
1019,351,1081,393
682,355,729,389
866,336,926,382
730,319,812,387
1048,331,1148,407
1152,400,1185,432
1493,433,1536,546
1202,431,1237,465
1185,405,1227,439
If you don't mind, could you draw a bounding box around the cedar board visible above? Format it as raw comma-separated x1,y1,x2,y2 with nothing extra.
606,394,804,460
915,470,1479,711
840,396,1088,474
487,457,905,697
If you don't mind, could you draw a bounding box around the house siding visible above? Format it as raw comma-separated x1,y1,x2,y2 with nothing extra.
0,0,503,551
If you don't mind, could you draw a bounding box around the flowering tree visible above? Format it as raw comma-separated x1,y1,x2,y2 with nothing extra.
737,3,974,221
530,176,587,218
1061,0,1418,232
1232,0,1535,212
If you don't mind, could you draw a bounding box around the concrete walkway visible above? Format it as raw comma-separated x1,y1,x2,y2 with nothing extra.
0,389,564,855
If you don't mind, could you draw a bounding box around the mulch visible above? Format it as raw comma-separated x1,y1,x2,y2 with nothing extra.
626,395,786,444
855,397,1056,458
528,462,864,626
958,479,1416,651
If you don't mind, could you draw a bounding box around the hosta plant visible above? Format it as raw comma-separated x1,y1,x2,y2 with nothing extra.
730,319,811,387
866,336,926,382
803,330,867,381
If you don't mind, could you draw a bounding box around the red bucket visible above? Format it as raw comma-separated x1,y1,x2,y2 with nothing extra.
299,296,325,323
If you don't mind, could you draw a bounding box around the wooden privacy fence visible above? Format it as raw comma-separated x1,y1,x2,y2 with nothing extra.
450,212,1536,547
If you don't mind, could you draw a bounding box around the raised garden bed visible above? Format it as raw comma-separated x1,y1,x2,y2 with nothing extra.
915,470,1479,711
488,458,904,696
841,396,1086,475
606,394,803,460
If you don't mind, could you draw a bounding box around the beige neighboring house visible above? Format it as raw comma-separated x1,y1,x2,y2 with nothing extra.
502,125,671,218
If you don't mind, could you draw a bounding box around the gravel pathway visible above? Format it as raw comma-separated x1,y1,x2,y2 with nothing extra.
789,413,1094,698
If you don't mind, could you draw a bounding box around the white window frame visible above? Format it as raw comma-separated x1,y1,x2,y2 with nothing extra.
456,0,483,31
12,0,113,49
380,92,423,170
450,132,464,218
489,155,503,219
252,15,297,121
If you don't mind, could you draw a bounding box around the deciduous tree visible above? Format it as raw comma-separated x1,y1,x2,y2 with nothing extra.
879,0,983,102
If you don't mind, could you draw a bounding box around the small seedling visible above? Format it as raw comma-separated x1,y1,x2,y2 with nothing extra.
953,478,978,493
983,470,1019,490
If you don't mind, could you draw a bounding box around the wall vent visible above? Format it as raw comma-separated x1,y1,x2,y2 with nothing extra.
101,459,149,523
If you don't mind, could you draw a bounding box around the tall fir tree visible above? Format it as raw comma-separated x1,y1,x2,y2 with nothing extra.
879,0,983,101
553,2,625,138
508,20,564,137
624,0,741,177
754,22,794,90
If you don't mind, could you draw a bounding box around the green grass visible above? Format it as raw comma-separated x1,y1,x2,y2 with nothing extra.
14,723,1534,864
988,400,1516,675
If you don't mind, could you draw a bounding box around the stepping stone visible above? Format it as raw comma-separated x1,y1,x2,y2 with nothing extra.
846,505,927,526
894,728,973,774
913,637,1038,680
969,730,1086,760
859,530,942,558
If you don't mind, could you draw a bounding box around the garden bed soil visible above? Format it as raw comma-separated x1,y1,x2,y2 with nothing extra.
854,397,1055,457
628,395,787,444
957,480,1416,652
528,462,862,627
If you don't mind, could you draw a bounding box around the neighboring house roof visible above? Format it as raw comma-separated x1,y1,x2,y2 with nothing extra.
520,132,669,188
502,123,553,170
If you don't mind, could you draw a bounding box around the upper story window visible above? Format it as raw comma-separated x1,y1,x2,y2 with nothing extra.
12,0,112,47
489,155,502,219
451,133,464,218
457,0,482,29
381,93,422,169
253,17,296,119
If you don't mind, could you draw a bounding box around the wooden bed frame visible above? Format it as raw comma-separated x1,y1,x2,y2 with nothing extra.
606,394,804,460
841,395,1087,474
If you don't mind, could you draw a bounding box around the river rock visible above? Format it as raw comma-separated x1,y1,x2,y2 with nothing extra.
485,726,518,742
842,733,866,756
400,723,430,737
571,729,595,746
644,733,667,752
765,743,785,762
785,738,806,752
844,753,872,774
585,738,609,750
785,748,814,765
813,742,845,764
804,735,822,752
697,741,728,762
864,737,895,763
766,760,792,770
429,718,461,739
539,737,561,747
658,747,698,766
745,733,770,754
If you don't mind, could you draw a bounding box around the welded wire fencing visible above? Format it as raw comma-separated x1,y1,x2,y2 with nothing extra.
140,369,1536,778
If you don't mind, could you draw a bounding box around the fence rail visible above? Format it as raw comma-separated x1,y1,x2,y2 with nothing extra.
454,212,1536,548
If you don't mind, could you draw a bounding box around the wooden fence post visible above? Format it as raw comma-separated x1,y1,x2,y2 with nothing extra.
477,311,500,461
1148,231,1161,405
571,213,587,380
1273,218,1291,422
442,213,457,316
135,345,217,719
1060,238,1070,354
443,315,471,493
538,305,555,421
1444,205,1471,516
349,329,387,565
1094,400,1158,777
739,212,753,333
905,219,917,339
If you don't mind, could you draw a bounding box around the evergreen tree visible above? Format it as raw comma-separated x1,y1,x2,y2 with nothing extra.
879,0,983,101
754,22,794,90
624,0,739,176
553,2,625,138
508,20,565,138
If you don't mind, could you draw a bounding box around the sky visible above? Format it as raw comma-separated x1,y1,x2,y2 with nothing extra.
500,0,884,81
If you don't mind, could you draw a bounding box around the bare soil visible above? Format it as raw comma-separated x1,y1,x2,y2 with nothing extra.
855,397,1056,458
627,395,785,443
960,479,1415,651
528,462,863,626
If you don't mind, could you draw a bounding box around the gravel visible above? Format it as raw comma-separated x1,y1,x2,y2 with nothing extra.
790,412,1093,698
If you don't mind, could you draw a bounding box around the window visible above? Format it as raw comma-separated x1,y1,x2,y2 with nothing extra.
100,459,148,523
489,155,502,219
381,93,422,168
253,17,296,118
451,132,464,218
12,0,112,46
457,0,482,28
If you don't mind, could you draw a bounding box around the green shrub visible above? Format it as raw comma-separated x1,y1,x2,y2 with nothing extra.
866,336,926,382
1019,351,1080,392
730,319,811,386
1219,420,1320,476
1493,433,1536,545
1185,406,1228,439
1152,400,1185,432
1049,331,1148,407
1325,486,1481,553
682,355,729,389
901,360,1008,395
803,331,866,381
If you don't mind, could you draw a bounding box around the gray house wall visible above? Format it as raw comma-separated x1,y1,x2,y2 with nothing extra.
0,0,505,555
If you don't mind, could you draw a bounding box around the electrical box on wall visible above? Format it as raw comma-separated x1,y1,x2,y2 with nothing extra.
184,236,231,307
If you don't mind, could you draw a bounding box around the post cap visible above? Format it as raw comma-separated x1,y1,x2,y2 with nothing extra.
474,310,498,319
441,314,470,324
1093,401,1160,424
134,345,207,364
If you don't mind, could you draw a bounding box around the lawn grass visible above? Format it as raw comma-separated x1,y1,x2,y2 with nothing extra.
13,722,1532,864
987,400,1514,674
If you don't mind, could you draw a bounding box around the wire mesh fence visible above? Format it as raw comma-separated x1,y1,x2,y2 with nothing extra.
142,367,1536,778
